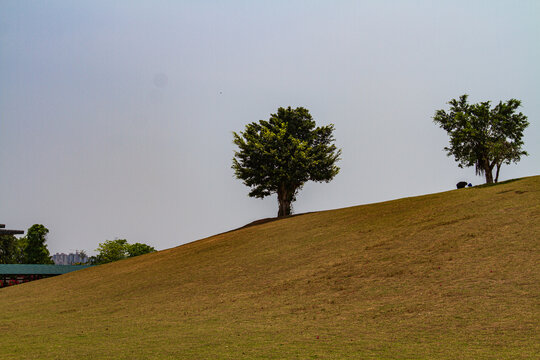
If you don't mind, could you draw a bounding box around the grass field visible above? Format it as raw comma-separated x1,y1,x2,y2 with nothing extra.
1,176,539,359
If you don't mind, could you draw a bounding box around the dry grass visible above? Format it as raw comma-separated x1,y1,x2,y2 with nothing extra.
1,176,539,359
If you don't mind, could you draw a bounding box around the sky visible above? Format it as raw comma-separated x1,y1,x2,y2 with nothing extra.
1,0,539,255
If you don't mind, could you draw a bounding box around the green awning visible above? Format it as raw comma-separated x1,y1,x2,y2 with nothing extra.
0,264,92,275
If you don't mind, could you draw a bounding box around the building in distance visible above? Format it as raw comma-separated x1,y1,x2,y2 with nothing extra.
52,251,88,265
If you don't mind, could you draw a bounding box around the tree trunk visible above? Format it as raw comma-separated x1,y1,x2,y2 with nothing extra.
483,159,494,184
495,162,502,183
277,185,293,217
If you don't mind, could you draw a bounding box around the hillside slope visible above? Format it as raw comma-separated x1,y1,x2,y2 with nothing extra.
1,176,539,359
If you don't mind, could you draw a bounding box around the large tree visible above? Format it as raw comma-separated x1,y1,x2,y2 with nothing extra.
433,95,529,184
23,224,54,264
233,106,341,217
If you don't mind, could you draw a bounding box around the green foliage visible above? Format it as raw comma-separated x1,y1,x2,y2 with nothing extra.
233,106,341,216
0,235,17,264
23,224,54,264
0,235,25,264
126,242,156,257
93,239,128,264
92,239,156,265
433,94,529,183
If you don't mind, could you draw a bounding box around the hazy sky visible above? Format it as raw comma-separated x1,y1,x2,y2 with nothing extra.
1,1,539,255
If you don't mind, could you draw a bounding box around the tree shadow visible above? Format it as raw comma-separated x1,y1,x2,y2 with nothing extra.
474,178,522,189
221,213,313,236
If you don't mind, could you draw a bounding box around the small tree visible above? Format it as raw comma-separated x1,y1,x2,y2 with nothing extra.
433,95,529,184
23,224,54,264
233,106,341,217
93,239,156,265
77,250,88,264
126,243,156,257
0,235,21,264
94,239,128,264
75,250,89,265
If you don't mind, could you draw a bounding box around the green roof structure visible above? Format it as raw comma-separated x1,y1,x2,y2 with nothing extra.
0,264,92,275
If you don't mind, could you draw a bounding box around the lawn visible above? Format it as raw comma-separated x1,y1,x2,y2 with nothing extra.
1,176,539,359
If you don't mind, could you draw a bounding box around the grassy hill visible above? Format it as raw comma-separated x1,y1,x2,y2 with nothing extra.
1,176,539,359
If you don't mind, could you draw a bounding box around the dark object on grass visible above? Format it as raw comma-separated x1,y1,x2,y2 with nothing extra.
456,181,468,189
468,183,472,187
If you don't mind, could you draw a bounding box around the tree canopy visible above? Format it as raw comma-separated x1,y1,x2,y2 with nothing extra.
232,106,341,217
126,242,157,257
0,224,54,264
93,239,128,264
23,224,54,264
0,235,24,264
433,95,529,184
91,239,156,265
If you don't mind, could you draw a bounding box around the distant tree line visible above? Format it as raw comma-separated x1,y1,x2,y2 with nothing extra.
1,224,156,265
0,224,54,264
89,239,156,265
